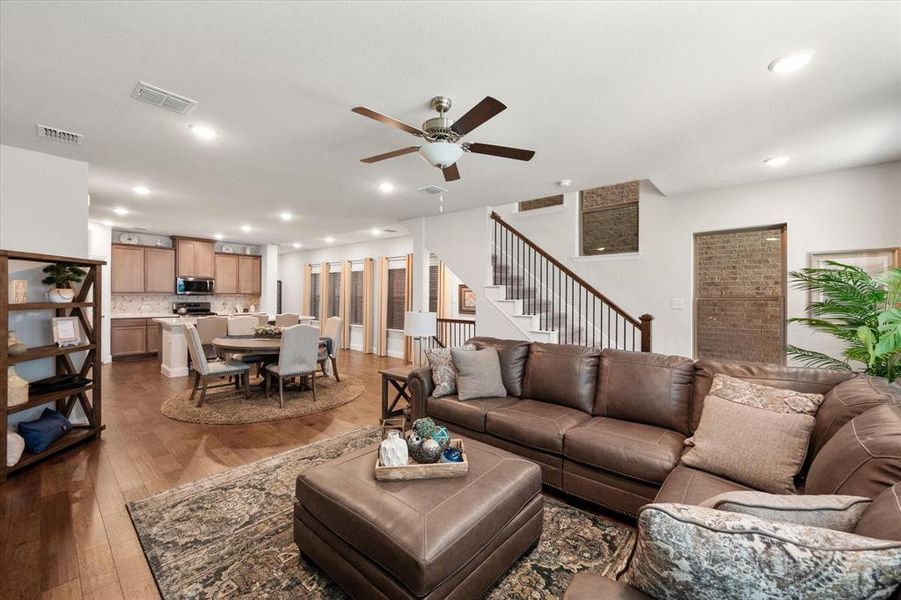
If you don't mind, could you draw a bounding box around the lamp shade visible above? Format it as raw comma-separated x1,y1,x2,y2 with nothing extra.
404,311,437,337
418,141,464,168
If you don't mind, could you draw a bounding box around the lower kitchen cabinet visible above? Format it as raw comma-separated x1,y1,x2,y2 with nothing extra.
111,318,162,358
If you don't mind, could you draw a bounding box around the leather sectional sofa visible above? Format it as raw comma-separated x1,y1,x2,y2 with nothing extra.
408,337,901,518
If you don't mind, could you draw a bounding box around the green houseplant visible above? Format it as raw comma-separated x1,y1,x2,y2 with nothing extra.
787,261,901,383
41,263,87,303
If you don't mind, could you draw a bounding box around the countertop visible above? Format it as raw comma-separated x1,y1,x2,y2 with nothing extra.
112,312,269,319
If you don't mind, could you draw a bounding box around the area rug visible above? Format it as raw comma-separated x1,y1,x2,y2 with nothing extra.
160,375,365,424
128,427,636,599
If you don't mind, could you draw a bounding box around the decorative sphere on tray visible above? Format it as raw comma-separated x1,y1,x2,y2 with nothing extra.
411,417,437,440
431,426,450,449
407,433,442,464
440,447,463,463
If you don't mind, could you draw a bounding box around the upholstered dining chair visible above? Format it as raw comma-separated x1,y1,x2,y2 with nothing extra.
184,323,250,407
275,313,299,327
227,315,258,336
318,316,342,382
256,314,270,327
196,316,228,359
265,324,320,407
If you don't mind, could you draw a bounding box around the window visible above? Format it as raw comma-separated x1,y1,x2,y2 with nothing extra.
386,267,406,330
518,194,563,212
328,272,341,318
350,270,364,325
310,272,320,319
580,181,639,256
428,265,439,313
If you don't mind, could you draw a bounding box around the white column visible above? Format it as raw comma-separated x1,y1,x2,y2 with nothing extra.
260,244,279,316
409,217,430,312
88,221,113,363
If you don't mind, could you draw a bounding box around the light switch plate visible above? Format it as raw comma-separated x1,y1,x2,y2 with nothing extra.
671,298,686,310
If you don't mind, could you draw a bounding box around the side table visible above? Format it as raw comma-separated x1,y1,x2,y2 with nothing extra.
378,366,416,420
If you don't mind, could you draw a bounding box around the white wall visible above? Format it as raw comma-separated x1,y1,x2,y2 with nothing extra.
491,161,901,359
88,222,112,363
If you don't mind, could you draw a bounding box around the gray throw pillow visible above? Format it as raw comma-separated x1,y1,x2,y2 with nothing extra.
451,347,507,400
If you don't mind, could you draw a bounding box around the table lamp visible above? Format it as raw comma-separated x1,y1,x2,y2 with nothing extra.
404,311,437,367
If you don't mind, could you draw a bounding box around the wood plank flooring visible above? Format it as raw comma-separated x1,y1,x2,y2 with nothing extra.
0,349,405,600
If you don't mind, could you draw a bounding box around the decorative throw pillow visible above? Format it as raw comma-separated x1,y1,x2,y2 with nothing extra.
700,490,871,532
451,347,508,400
18,408,73,454
425,344,475,398
619,503,901,600
681,374,825,493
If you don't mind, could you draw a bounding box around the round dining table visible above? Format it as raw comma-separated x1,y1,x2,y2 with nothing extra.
211,336,338,380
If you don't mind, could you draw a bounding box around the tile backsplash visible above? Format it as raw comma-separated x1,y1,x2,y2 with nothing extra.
112,294,262,315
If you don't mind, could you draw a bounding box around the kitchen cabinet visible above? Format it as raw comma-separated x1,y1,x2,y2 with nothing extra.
215,254,239,294
146,322,162,354
238,255,261,295
174,238,216,278
111,245,145,293
111,318,162,358
144,247,175,293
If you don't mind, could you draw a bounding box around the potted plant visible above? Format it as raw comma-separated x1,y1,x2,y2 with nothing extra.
788,262,901,384
41,263,87,303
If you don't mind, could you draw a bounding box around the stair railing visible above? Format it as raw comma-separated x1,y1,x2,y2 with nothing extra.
425,318,477,349
490,211,652,351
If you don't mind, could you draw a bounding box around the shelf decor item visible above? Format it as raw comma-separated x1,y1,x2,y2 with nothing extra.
7,366,28,407
52,317,81,347
375,439,468,481
7,331,27,356
42,262,86,303
18,408,73,454
10,280,26,304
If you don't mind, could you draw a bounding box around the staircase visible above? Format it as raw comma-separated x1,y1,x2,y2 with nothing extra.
486,211,652,351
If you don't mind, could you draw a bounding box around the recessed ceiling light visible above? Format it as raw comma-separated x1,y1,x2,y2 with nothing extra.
189,124,218,141
764,156,791,167
595,247,606,252
324,236,334,243
241,225,252,232
214,233,224,240
765,237,780,241
113,207,129,216
557,179,572,187
378,182,394,194
768,50,814,74
101,220,114,227
293,242,302,249
279,211,292,221
371,228,381,236
132,185,150,196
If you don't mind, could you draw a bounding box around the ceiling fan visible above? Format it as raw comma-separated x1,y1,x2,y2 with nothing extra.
352,96,535,182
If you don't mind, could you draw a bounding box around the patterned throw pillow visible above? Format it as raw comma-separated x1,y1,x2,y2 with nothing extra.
681,374,825,493
620,503,901,600
425,344,475,398
700,490,872,532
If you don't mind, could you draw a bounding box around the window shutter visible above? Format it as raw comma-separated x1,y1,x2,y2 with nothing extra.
387,268,406,330
310,273,321,319
350,271,364,325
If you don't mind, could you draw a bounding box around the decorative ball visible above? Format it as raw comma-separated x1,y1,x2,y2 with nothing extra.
412,417,437,440
431,426,450,449
406,432,423,453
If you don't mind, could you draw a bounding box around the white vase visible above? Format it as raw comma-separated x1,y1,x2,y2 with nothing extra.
379,430,409,467
7,366,28,407
48,288,76,303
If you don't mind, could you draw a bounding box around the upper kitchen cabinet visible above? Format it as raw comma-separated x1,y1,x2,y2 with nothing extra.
216,253,261,295
238,255,261,295
214,253,239,294
111,244,145,293
174,237,215,278
144,247,175,293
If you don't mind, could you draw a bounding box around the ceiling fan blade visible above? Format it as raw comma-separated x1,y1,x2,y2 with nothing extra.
450,96,506,135
360,146,420,163
442,163,461,182
465,142,535,161
352,106,425,137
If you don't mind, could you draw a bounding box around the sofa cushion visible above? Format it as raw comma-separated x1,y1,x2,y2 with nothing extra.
427,395,520,433
806,404,901,498
451,347,508,400
521,342,600,413
690,359,853,432
700,490,872,532
486,399,591,454
467,337,530,397
564,417,685,485
655,465,753,505
855,483,901,542
809,375,900,460
595,349,694,435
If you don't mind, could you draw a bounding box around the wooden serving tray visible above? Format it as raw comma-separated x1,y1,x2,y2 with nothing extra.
375,439,468,481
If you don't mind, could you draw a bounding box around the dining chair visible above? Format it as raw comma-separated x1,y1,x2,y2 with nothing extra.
196,316,228,359
184,323,250,407
227,315,258,336
318,316,342,382
275,313,299,327
256,314,270,327
265,324,320,407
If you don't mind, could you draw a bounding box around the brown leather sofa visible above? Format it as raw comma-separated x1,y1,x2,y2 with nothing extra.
408,337,901,518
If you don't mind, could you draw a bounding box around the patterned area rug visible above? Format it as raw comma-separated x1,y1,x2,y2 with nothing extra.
128,427,636,599
160,375,364,424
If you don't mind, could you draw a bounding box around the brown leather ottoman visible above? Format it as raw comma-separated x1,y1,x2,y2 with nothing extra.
294,435,544,599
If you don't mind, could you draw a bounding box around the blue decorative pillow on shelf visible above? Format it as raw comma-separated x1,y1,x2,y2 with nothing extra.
18,408,73,454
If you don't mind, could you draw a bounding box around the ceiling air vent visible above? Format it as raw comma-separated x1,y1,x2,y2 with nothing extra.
35,124,83,145
417,185,447,195
131,81,197,114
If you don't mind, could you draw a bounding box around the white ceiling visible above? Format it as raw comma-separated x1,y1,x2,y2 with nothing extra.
1,1,899,249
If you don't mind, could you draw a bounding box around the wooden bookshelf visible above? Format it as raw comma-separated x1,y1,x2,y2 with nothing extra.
1,250,105,481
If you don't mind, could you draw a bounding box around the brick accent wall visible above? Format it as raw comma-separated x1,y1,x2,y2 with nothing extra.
519,194,564,212
580,181,639,255
695,227,785,364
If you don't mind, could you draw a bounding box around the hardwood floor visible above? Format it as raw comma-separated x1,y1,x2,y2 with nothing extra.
0,349,406,600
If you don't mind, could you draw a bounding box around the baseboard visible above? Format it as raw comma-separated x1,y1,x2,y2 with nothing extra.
161,364,189,378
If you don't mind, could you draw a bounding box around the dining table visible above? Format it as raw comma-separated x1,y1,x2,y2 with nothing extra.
212,335,338,381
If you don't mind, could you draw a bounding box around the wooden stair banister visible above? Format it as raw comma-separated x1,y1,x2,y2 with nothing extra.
490,211,652,351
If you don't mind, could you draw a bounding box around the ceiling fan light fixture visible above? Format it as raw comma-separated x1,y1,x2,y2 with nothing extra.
419,141,464,168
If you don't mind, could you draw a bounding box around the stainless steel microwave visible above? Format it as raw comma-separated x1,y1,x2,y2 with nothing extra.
176,277,214,295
